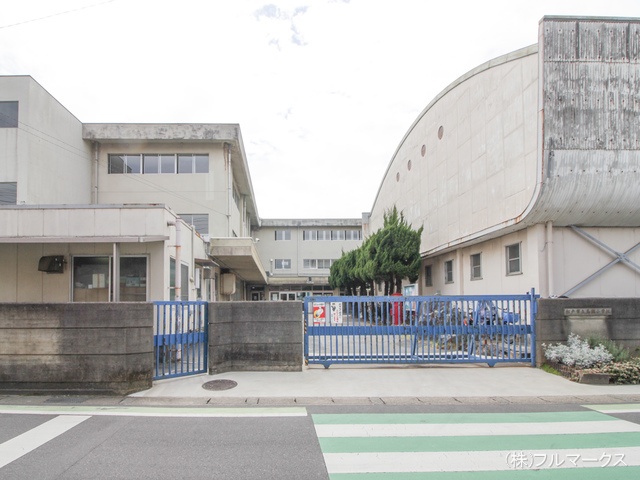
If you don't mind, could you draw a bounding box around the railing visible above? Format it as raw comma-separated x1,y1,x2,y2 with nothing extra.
153,301,208,379
304,290,538,368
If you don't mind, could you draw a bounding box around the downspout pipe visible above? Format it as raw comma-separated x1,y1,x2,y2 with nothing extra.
92,141,99,204
225,143,232,237
175,219,182,301
168,220,182,300
546,221,554,297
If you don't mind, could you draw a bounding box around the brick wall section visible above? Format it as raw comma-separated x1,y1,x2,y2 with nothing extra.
0,303,153,395
536,298,640,366
209,301,303,374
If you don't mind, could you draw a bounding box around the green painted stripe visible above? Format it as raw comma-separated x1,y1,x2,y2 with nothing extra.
0,405,307,417
318,431,640,453
328,466,640,480
312,411,611,425
586,404,640,412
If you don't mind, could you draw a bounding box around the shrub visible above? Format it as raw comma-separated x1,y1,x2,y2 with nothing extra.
587,336,630,363
543,333,613,369
582,359,640,385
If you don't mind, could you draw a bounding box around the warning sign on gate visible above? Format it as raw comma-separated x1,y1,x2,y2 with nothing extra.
330,302,343,324
313,303,326,325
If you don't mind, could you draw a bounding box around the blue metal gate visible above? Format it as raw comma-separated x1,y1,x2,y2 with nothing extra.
153,301,208,379
304,290,538,368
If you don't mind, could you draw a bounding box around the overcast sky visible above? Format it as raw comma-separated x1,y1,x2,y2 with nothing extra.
2,0,640,219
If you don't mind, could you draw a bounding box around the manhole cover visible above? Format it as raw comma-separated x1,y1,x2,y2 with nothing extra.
202,379,238,391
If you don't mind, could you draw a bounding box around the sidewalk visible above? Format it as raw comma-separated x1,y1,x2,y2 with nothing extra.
125,364,640,406
3,365,640,407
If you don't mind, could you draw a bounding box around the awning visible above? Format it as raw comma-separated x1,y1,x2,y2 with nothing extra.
209,238,268,284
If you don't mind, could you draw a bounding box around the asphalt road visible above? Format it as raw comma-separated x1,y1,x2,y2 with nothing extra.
1,403,640,479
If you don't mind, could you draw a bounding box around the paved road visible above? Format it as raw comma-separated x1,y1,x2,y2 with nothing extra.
1,403,640,479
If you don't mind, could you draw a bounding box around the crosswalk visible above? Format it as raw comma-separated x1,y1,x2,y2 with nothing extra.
312,405,640,479
0,405,307,471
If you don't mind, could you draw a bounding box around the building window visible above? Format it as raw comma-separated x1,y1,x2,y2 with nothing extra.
331,230,346,240
109,154,140,174
318,259,334,269
424,265,433,287
274,259,291,270
72,256,148,302
317,230,331,240
275,230,291,241
179,214,209,236
304,259,334,269
303,230,318,240
345,230,362,241
0,101,18,128
109,153,208,174
506,243,522,275
0,182,17,204
72,256,110,302
143,154,160,173
178,154,209,173
444,260,454,284
232,185,240,208
120,256,148,302
470,253,482,280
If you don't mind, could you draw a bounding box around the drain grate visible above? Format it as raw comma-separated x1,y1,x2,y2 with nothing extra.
202,379,238,391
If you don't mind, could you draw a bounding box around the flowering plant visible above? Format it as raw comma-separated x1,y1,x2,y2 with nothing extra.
543,333,613,369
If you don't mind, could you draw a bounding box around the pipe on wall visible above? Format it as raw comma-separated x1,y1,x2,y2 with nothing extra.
546,221,554,297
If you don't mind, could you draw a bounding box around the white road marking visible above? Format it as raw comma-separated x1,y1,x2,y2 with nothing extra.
323,447,640,473
0,405,307,418
314,419,640,437
0,415,90,469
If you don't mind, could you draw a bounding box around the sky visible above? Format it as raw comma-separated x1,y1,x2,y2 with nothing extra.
2,0,640,219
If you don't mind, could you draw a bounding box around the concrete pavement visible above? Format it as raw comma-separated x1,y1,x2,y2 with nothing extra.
3,364,640,407
126,364,640,406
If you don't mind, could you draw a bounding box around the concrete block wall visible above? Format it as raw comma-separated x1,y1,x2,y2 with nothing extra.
209,301,303,374
0,303,153,395
536,298,640,366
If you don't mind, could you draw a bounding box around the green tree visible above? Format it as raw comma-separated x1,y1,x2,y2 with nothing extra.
329,206,423,295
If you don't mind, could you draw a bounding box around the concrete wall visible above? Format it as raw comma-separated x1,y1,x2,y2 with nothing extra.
0,303,153,394
368,46,539,253
209,301,302,373
536,298,640,366
0,76,92,205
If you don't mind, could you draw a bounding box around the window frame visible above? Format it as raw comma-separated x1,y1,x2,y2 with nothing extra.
424,264,433,287
0,182,17,205
0,101,19,128
274,259,292,270
179,213,209,236
303,259,317,269
444,260,454,284
275,230,291,241
303,230,318,241
345,230,362,241
506,243,522,275
470,253,482,281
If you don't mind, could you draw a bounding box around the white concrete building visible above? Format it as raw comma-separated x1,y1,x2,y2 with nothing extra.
368,16,640,298
253,218,363,300
0,75,264,302
0,76,362,302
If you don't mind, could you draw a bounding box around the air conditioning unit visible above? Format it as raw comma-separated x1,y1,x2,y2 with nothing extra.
38,255,65,274
202,267,214,279
221,273,236,295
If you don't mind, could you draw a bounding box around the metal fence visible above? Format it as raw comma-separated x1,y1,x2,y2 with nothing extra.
304,290,538,368
153,301,208,379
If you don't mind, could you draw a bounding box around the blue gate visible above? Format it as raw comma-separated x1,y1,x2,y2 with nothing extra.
304,290,538,368
153,301,208,379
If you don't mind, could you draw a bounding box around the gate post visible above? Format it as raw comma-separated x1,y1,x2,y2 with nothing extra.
529,288,538,367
